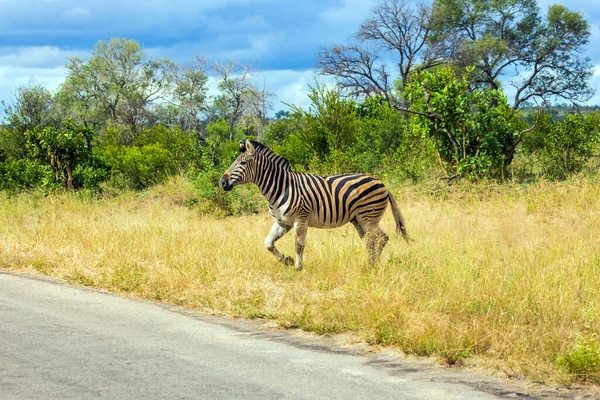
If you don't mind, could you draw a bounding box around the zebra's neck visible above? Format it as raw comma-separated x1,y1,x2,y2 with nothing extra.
254,162,295,208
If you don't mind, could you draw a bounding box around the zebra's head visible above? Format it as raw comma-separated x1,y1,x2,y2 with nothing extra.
220,139,257,191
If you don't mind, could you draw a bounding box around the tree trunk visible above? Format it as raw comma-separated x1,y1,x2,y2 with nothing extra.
65,164,74,191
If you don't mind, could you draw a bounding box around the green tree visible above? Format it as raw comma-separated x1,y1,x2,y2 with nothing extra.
210,62,273,141
287,84,359,161
1,85,57,160
59,38,176,142
170,57,210,137
25,120,94,190
523,112,600,179
404,66,518,176
431,0,593,109
263,117,293,147
2,84,56,132
135,124,201,171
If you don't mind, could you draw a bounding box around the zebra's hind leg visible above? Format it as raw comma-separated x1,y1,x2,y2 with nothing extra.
351,218,365,239
366,226,389,265
355,216,388,265
265,221,293,266
355,210,388,265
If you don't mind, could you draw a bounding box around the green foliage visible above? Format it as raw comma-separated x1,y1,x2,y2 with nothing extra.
24,120,97,190
0,126,27,161
1,33,598,199
0,159,50,191
405,66,517,177
279,87,435,178
431,0,593,107
206,119,231,145
134,124,201,170
2,84,57,135
557,331,600,382
358,96,436,179
522,112,600,180
387,119,437,183
263,118,293,148
100,144,175,190
193,170,263,217
287,84,359,163
172,59,209,133
96,124,206,190
194,120,245,172
60,38,176,141
72,157,110,190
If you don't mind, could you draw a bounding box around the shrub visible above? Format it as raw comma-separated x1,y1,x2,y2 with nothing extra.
72,156,109,190
24,120,96,190
404,66,518,177
134,124,201,171
557,332,600,382
518,112,600,181
193,171,263,217
534,113,599,180
101,144,175,190
0,159,50,191
286,84,359,167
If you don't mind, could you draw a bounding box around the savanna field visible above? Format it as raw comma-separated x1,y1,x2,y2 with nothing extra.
1,176,599,385
4,0,600,395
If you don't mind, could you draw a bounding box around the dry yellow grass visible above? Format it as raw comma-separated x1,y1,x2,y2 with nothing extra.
1,177,599,384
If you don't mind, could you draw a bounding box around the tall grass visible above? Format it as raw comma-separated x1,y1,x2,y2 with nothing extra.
1,177,599,384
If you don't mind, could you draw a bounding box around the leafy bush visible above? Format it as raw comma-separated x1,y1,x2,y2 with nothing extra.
24,120,95,190
0,126,28,161
193,170,263,217
134,124,201,170
386,119,437,183
286,84,359,167
72,156,109,190
523,112,600,180
557,332,600,382
0,159,50,191
101,144,175,190
97,124,208,190
277,89,435,178
404,66,518,177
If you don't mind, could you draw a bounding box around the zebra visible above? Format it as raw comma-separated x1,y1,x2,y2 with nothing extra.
220,139,409,271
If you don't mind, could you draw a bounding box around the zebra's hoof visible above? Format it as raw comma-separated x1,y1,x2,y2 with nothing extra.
282,256,294,266
295,265,303,272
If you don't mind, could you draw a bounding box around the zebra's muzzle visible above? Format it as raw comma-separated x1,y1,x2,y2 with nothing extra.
220,177,234,191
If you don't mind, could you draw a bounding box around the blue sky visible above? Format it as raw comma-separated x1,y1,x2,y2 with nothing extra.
1,0,599,114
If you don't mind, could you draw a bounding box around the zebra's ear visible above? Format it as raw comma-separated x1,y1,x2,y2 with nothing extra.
239,140,246,153
245,139,255,155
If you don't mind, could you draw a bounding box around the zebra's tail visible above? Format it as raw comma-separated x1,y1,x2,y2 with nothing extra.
388,192,410,242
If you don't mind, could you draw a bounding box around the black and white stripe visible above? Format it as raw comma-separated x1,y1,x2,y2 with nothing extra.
221,140,408,270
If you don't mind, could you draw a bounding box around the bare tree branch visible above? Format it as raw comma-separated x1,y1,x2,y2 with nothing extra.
318,0,441,106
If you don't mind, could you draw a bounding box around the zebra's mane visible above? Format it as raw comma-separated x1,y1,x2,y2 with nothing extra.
250,141,291,171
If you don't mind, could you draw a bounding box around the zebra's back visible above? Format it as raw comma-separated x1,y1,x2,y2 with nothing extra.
299,173,389,229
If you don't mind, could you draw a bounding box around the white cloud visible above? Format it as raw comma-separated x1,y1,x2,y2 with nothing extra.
253,69,336,112
0,46,85,68
66,7,91,18
0,65,67,111
319,0,372,25
0,46,79,112
217,32,284,64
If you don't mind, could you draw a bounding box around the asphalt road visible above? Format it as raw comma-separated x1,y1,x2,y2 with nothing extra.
0,272,587,399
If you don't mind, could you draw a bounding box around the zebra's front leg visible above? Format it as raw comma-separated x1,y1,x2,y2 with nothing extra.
293,219,309,271
265,221,294,266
